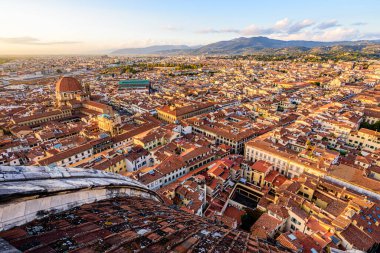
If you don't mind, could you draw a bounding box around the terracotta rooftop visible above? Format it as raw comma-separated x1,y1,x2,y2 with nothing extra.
352,203,380,243
250,213,282,238
158,102,214,117
0,197,290,253
339,224,376,251
251,160,272,173
0,166,292,253
328,164,380,195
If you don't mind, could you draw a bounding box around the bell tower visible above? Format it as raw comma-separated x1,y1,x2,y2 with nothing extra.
83,83,91,100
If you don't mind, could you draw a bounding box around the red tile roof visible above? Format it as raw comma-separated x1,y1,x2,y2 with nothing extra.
251,160,272,173
55,76,82,92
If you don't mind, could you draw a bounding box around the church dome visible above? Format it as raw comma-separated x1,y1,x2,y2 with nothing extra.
55,76,82,93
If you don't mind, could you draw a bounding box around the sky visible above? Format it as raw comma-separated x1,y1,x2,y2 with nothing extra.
0,0,379,55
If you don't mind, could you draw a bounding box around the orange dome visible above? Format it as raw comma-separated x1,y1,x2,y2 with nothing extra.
56,77,82,93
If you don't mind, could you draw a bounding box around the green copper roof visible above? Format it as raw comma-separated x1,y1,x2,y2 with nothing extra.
118,79,150,85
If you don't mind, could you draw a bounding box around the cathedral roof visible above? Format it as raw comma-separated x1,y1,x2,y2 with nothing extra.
56,77,82,93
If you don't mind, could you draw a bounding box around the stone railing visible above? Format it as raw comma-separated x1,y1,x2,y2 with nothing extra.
0,166,163,231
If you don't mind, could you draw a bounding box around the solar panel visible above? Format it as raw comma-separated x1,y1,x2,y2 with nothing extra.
288,234,297,241
330,236,340,244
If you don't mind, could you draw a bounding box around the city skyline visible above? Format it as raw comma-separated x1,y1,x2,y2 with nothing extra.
0,0,380,54
1,2,380,251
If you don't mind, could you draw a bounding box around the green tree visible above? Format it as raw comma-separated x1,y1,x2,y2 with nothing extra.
240,208,264,231
360,121,380,132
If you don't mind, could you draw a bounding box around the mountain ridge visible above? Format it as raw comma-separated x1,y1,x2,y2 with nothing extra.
110,45,192,55
110,36,380,55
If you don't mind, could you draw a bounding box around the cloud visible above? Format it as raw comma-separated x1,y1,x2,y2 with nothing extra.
197,18,316,36
0,36,40,44
351,22,367,26
287,19,315,33
314,27,359,41
240,18,315,35
0,36,80,45
194,18,376,42
274,18,290,30
273,27,361,42
316,20,341,30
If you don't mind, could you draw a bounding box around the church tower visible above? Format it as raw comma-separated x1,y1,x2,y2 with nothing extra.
83,82,91,100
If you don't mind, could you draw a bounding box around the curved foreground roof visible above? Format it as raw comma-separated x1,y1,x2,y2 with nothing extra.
0,166,291,253
0,166,163,232
0,165,151,199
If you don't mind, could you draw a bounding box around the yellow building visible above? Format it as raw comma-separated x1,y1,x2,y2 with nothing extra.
97,113,121,136
72,152,127,174
297,177,317,201
133,129,170,150
94,155,126,174
245,160,273,187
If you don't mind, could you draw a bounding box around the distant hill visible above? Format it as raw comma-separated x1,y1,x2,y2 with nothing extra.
110,36,380,55
191,36,380,55
110,45,192,55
